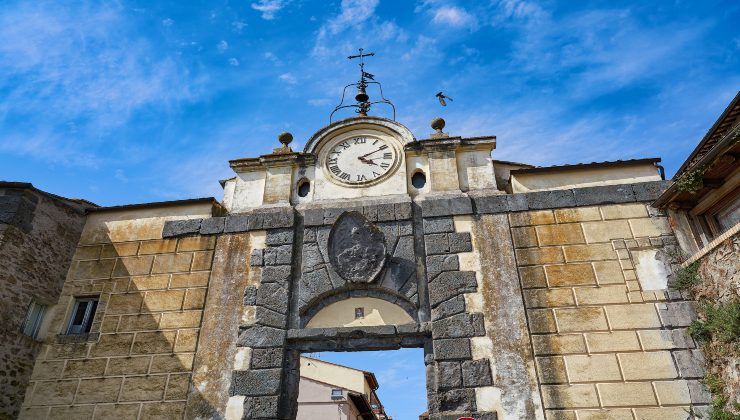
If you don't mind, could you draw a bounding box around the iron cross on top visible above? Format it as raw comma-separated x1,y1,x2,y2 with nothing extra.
348,48,375,80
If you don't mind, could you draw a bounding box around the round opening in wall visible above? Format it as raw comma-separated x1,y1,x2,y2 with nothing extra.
297,179,311,197
411,171,426,189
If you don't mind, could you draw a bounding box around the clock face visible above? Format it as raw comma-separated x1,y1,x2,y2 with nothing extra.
325,136,399,185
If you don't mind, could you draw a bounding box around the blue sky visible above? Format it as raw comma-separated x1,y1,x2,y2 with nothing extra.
1,0,738,206
311,349,426,419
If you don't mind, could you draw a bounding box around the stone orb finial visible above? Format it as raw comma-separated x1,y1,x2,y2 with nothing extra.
431,117,446,133
278,131,293,147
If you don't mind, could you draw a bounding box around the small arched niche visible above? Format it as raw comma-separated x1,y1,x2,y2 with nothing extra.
305,297,414,328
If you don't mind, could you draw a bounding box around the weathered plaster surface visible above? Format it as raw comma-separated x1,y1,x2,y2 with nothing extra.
186,232,254,419
470,214,545,420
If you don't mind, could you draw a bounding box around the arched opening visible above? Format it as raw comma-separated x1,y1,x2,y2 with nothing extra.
411,170,427,189
297,178,311,197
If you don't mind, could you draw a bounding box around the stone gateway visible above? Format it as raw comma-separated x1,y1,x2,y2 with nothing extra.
3,109,719,419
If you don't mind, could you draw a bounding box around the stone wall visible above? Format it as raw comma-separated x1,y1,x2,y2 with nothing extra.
18,219,215,419
0,186,87,419
511,203,710,419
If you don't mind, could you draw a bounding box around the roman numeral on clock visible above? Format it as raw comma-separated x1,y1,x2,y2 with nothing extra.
354,138,366,144
380,162,390,169
340,172,350,180
338,141,350,149
329,165,341,175
356,174,367,181
327,158,337,165
383,153,392,159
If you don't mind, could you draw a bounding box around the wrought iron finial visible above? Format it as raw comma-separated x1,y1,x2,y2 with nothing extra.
330,48,396,122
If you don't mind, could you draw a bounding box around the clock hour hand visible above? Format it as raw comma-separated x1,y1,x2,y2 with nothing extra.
358,156,379,166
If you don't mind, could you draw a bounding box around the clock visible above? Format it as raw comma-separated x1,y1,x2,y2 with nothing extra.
324,135,399,185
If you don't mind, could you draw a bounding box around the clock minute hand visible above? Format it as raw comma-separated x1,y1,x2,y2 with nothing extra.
358,147,386,159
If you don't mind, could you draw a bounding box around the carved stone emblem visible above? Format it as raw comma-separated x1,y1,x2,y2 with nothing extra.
328,211,388,283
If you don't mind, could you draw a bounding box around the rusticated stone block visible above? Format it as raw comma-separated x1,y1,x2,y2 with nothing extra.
174,329,199,353
424,217,455,234
90,333,135,357
509,210,555,227
573,184,634,206
554,307,608,332
106,356,151,375
448,232,472,253
436,362,462,390
431,295,466,321
536,356,567,384
119,375,167,402
255,306,287,329
582,220,632,243
425,233,450,255
138,239,177,255
420,195,472,217
554,207,601,223
584,331,639,352
199,217,225,234
29,380,78,405
604,303,660,329
151,253,193,274
527,189,576,209
265,229,293,246
432,313,485,339
511,226,538,248
131,331,176,354
532,334,587,356
433,338,472,361
536,224,585,246
142,290,185,312
232,368,282,396
461,359,492,387
162,219,202,238
238,325,286,348
523,288,575,308
140,402,186,418
150,353,194,373
165,373,191,400
544,264,595,287
62,358,107,378
527,309,557,333
244,285,258,306
73,259,116,280
426,254,460,280
244,395,281,418
75,377,123,404
564,354,621,382
251,348,284,369
260,265,292,285
429,271,478,307
435,388,476,412
562,244,616,262
256,283,289,314
515,247,564,266
597,382,657,407
541,384,599,409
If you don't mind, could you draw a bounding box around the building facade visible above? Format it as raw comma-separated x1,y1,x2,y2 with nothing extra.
3,95,733,418
297,357,388,420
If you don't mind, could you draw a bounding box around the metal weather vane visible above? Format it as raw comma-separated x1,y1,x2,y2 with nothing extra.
330,48,396,122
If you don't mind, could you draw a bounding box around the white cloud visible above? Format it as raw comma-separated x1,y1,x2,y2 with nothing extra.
312,0,380,57
279,73,297,84
308,98,332,106
228,58,240,66
162,18,173,27
231,20,246,33
217,40,229,53
432,6,476,28
251,0,289,20
0,1,203,166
